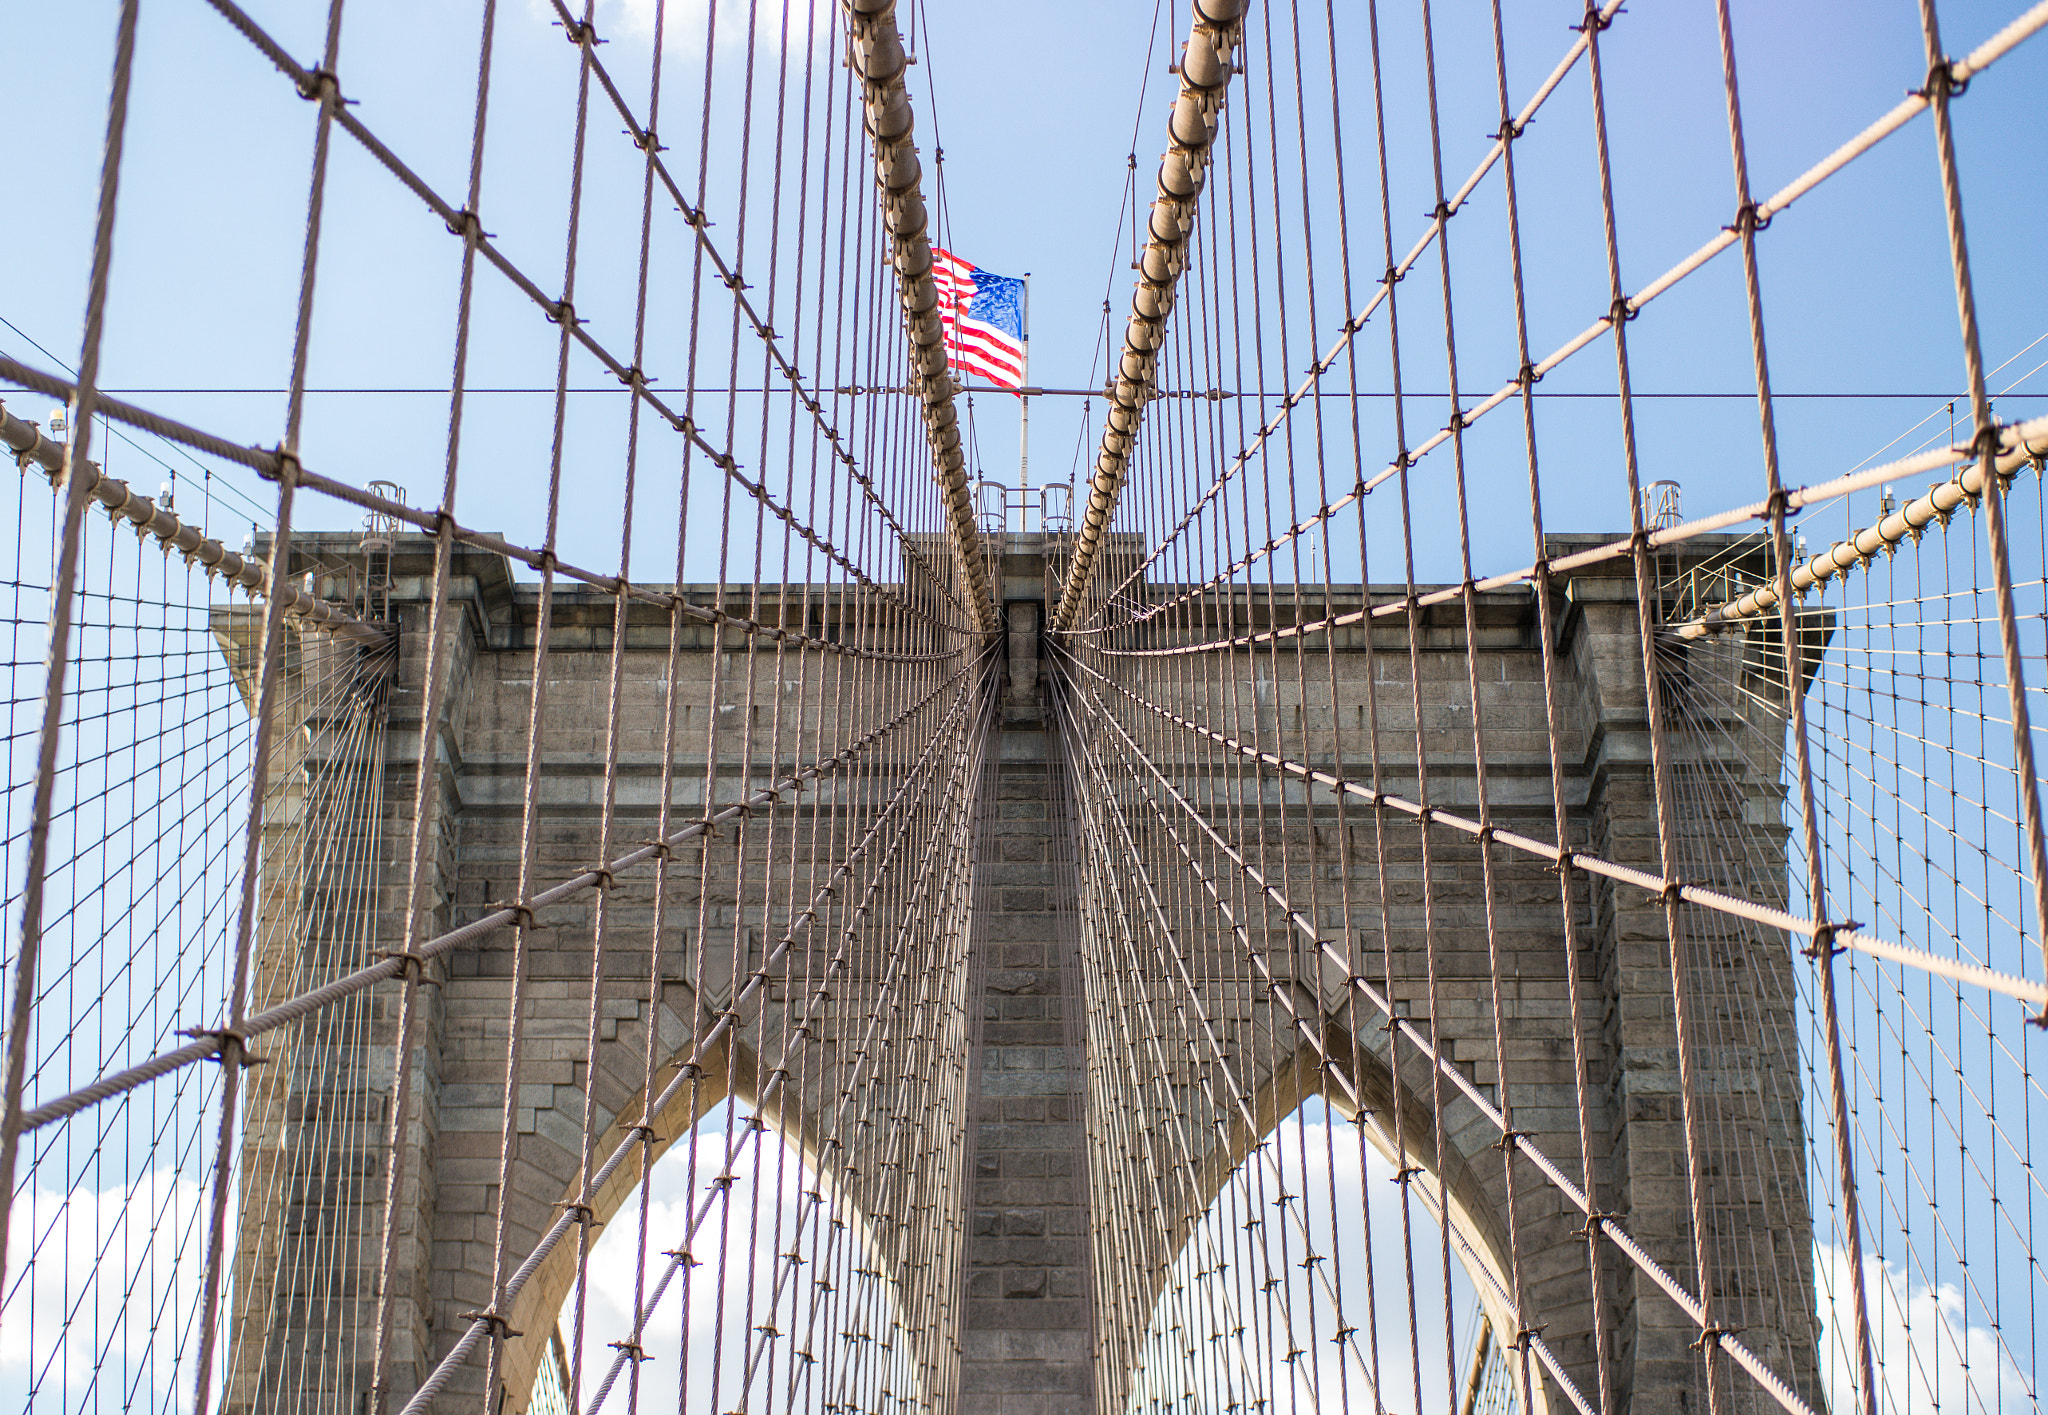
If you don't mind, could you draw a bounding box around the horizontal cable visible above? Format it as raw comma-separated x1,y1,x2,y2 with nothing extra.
1064,697,1604,1415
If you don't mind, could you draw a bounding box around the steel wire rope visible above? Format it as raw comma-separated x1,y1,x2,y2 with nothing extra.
56,0,973,643
0,0,142,1303
1060,643,2048,1006
524,0,968,622
1672,609,2048,1345
403,666,992,1413
1055,640,1839,1415
1074,3,2048,637
1056,656,1606,1415
1059,702,1324,1413
1083,0,1631,626
570,681,992,1415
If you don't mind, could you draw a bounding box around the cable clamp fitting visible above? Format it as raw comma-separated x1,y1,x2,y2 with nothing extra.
1507,1323,1548,1352
1575,1210,1620,1240
1692,1324,1741,1352
556,1199,598,1227
1972,421,2009,477
505,901,538,931
181,1025,267,1068
259,447,303,488
1802,920,1857,961
371,948,430,982
1575,6,1617,35
295,68,344,105
609,1339,649,1361
1913,56,1970,100
1609,294,1640,326
1725,201,1773,236
458,1309,524,1340
1492,1128,1531,1153
445,208,487,243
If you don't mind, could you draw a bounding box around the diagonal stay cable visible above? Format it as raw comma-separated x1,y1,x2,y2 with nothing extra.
412,657,994,1407
1056,709,1309,1413
1062,697,1406,1411
192,0,970,635
17,647,994,1133
0,355,959,664
534,0,967,617
1058,651,1817,1415
1058,668,1600,1415
1057,642,2048,1009
1082,1,2048,632
508,679,996,1415
580,688,995,1415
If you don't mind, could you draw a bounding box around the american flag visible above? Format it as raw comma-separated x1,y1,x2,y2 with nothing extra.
932,248,1026,391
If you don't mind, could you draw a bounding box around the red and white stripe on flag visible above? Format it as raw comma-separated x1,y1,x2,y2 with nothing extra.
932,247,1026,391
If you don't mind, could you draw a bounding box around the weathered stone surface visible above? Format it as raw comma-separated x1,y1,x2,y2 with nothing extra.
223,531,1816,1415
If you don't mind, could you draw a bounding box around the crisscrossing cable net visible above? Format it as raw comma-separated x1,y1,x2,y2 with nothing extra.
2,1,2047,1414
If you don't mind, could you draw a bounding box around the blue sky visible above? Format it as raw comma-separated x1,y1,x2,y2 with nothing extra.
4,0,2044,588
5,4,2048,1411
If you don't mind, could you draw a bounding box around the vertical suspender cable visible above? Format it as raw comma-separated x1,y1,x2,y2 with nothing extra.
1050,0,1248,635
842,0,1000,636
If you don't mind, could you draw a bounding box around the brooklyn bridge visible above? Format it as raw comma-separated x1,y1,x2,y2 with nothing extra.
2,1,2047,1413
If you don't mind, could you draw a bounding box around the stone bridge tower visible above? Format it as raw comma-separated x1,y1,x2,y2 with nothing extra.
217,530,1822,1415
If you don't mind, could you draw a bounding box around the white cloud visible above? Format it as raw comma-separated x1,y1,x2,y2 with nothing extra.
538,0,839,60
1130,1102,1486,1415
1817,1242,2037,1415
554,1102,913,1415
0,1169,220,1414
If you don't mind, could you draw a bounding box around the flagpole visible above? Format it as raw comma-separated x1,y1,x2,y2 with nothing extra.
1019,273,1030,502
